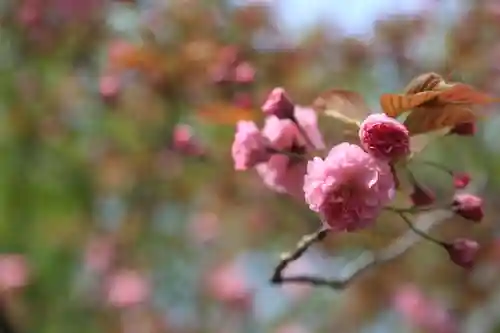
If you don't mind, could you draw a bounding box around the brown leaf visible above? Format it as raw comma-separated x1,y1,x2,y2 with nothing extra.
403,72,444,94
383,72,498,135
312,89,370,122
380,91,440,117
403,104,475,135
436,83,497,104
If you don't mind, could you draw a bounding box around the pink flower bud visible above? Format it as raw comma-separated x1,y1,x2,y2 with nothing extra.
234,62,255,84
359,113,410,161
453,172,470,189
172,124,205,157
452,193,483,222
449,122,476,136
444,238,479,269
232,121,270,170
261,87,295,119
410,183,435,207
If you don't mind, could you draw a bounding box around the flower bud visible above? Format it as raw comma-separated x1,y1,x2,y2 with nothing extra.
261,87,295,119
359,113,410,161
452,193,483,222
453,172,470,189
444,238,479,269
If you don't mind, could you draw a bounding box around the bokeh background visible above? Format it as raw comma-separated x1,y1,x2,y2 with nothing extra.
2,0,500,332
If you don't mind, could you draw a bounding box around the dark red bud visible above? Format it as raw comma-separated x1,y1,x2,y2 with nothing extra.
444,238,479,269
452,193,483,222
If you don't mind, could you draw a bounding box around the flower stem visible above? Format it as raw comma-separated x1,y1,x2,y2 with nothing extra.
398,212,446,246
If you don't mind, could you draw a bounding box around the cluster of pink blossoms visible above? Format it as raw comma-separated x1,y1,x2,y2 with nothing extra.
232,87,485,269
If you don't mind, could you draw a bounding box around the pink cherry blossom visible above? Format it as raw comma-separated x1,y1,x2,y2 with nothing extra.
304,143,395,231
294,106,325,150
231,121,270,170
261,116,302,151
106,270,150,308
0,255,29,291
359,113,410,160
256,155,307,200
393,285,457,333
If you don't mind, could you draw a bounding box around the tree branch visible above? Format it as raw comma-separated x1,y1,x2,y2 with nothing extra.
270,210,453,290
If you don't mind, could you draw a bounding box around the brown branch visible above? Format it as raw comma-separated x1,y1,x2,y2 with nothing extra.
270,210,453,290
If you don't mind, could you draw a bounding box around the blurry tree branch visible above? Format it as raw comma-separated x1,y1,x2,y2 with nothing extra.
271,210,453,290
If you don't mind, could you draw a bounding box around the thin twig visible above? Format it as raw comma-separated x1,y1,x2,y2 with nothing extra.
270,210,453,290
271,228,329,284
397,211,446,246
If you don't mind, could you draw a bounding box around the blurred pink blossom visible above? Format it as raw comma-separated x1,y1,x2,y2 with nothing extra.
189,211,220,245
0,255,29,291
84,236,115,273
18,0,42,27
99,74,120,103
207,262,252,308
172,124,205,157
234,62,256,84
275,323,310,333
393,285,457,333
107,40,137,69
106,270,150,308
304,143,395,231
52,0,103,22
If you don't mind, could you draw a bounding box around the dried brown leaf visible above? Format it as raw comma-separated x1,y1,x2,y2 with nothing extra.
380,91,440,118
403,72,444,94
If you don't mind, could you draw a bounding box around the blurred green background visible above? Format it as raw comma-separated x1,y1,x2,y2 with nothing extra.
2,0,500,332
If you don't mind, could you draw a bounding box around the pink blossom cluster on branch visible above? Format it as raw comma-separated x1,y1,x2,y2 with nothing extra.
230,84,486,290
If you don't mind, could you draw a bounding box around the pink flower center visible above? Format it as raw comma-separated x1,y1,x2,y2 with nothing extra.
322,184,363,230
